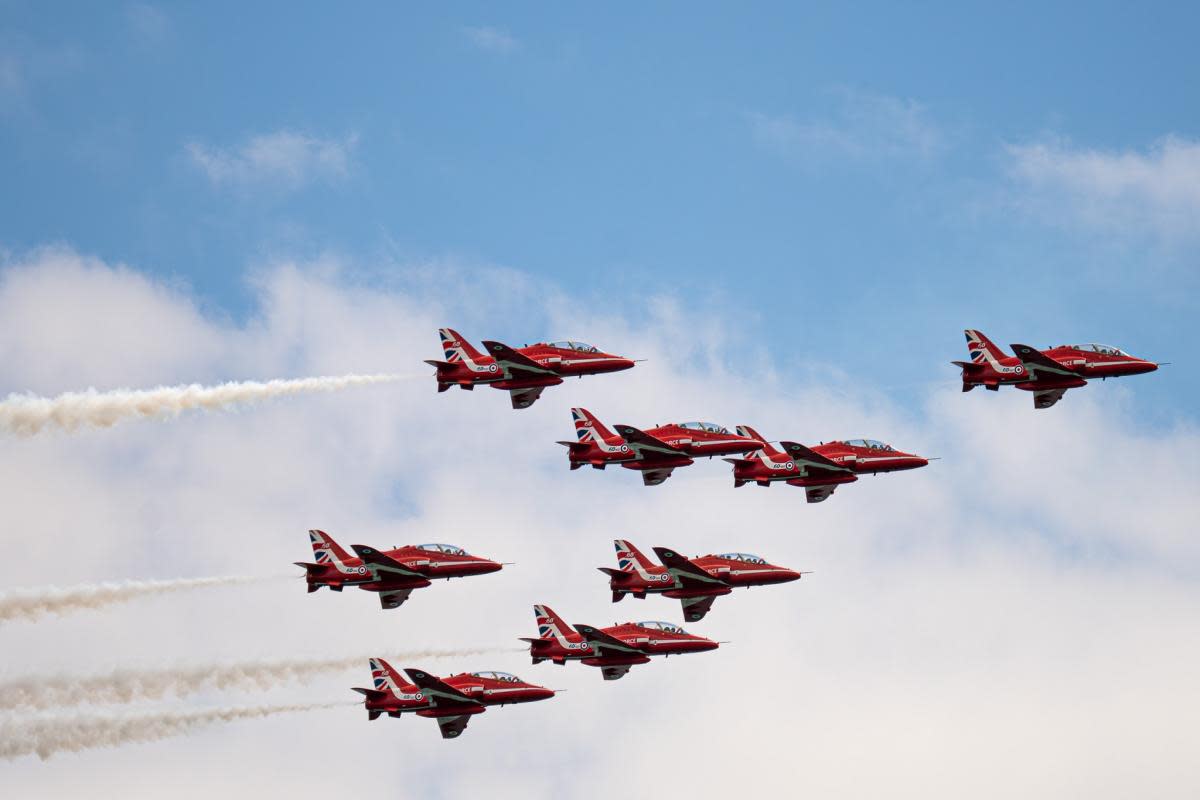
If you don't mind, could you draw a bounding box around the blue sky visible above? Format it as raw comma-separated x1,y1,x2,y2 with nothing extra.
2,5,1200,795
3,2,1197,421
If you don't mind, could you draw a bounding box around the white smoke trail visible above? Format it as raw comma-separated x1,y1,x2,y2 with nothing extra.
0,373,409,436
0,703,340,761
0,575,268,624
0,648,516,710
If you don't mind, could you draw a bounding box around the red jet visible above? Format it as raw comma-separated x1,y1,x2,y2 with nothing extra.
295,530,502,610
353,657,554,739
725,425,929,503
521,604,719,680
953,329,1160,409
599,539,803,621
558,407,765,486
424,328,636,409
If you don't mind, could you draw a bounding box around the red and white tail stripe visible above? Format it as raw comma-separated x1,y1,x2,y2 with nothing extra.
309,529,355,573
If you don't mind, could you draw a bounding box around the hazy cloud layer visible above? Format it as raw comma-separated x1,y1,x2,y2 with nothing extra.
1006,136,1200,240
462,26,520,54
751,89,943,163
186,130,357,191
0,249,1195,797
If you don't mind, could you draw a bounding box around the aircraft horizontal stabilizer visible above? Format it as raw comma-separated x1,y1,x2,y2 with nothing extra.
352,687,391,702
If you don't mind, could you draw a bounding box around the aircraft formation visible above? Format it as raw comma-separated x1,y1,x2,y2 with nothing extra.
310,326,1160,739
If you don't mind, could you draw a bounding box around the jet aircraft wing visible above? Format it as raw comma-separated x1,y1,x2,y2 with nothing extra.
481,341,556,378
403,668,479,708
651,547,727,592
508,386,546,410
679,594,718,623
780,441,854,478
378,588,415,610
573,624,645,657
640,467,677,487
435,714,473,739
600,665,633,681
613,425,685,459
1010,344,1082,383
804,484,839,504
350,545,425,580
1032,387,1068,410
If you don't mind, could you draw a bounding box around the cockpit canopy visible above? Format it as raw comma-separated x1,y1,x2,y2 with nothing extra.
839,438,894,451
547,340,599,353
637,621,685,633
416,543,466,555
1063,343,1128,356
469,671,521,683
716,552,766,564
678,421,730,434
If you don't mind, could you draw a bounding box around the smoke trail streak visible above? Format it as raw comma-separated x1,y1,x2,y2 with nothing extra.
0,703,340,761
0,648,517,710
0,373,410,436
0,576,268,624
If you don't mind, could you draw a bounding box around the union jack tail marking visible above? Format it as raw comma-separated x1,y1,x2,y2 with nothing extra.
613,539,656,573
571,407,616,443
965,329,1008,365
438,328,484,364
309,529,354,571
533,604,572,640
370,657,405,694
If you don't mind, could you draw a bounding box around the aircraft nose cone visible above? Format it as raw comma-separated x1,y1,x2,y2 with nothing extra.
695,638,720,652
532,687,556,701
479,560,504,574
615,357,637,372
912,456,930,468
777,569,803,583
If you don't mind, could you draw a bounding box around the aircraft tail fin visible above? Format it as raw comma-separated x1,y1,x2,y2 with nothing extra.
613,539,656,572
735,425,781,457
369,657,407,695
571,407,617,443
533,604,574,640
964,329,1009,365
438,328,485,363
308,529,354,570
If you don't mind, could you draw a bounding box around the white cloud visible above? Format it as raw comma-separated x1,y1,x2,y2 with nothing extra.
0,249,1196,797
186,131,357,191
751,89,943,163
462,26,520,55
1006,136,1200,240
